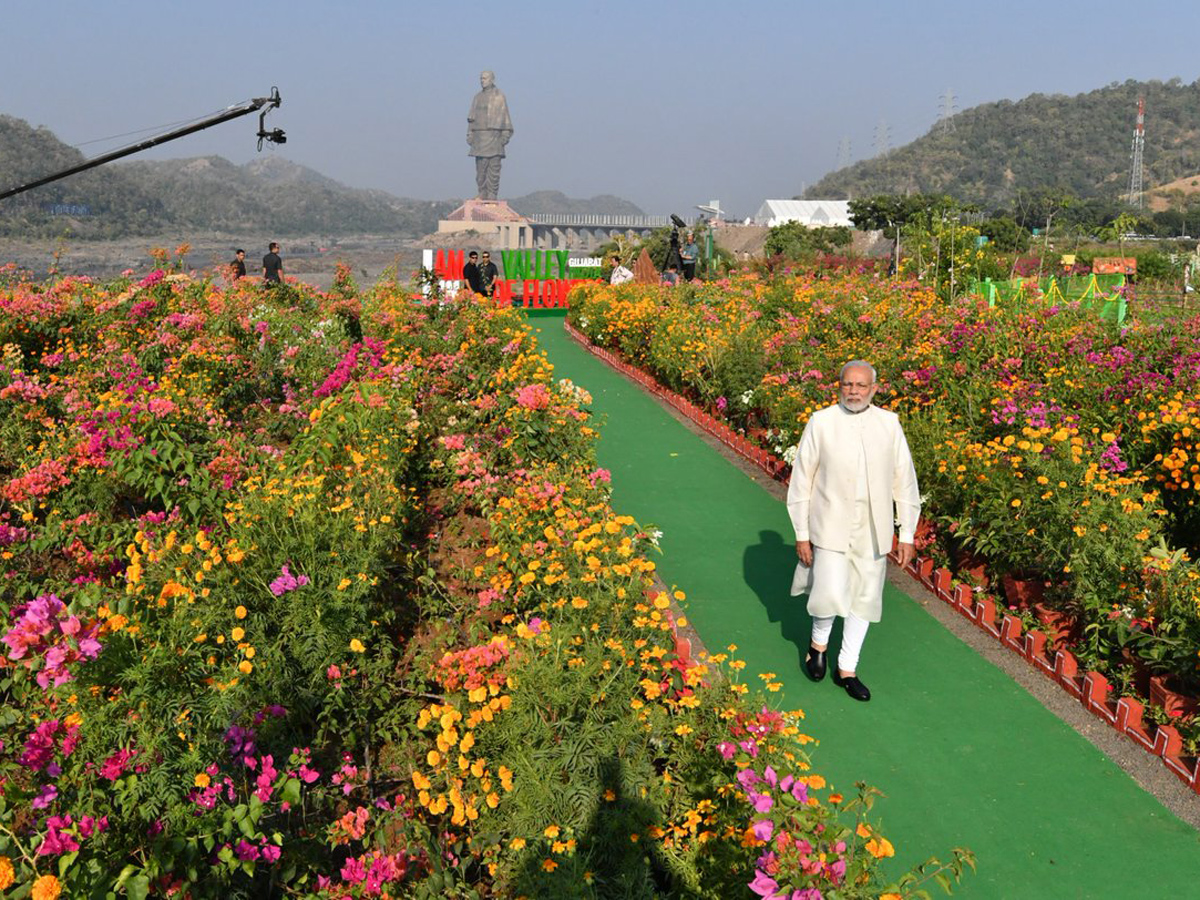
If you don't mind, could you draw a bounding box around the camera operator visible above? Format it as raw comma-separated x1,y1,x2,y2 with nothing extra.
680,231,698,281
664,214,686,278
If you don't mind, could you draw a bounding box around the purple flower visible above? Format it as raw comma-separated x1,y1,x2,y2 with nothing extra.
736,768,759,789
32,784,58,809
752,819,774,841
269,564,310,596
750,791,774,813
749,868,781,898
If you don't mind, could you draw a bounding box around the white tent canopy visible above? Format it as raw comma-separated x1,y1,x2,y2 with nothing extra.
754,199,853,228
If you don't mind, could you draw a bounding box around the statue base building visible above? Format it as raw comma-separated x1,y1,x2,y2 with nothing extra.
438,198,533,250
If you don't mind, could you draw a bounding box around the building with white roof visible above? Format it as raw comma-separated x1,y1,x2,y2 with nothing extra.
754,199,853,228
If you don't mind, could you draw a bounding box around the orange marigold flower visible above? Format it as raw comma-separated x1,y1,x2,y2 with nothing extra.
32,874,62,900
866,837,895,858
0,856,13,891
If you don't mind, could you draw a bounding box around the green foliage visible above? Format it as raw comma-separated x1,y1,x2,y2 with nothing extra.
763,222,852,260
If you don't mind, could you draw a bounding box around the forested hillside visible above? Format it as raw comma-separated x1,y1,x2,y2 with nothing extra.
807,78,1200,209
0,115,169,237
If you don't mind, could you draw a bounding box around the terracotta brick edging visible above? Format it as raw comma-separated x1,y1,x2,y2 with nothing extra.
563,319,1200,797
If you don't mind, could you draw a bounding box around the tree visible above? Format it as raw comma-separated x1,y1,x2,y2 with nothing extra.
763,222,852,260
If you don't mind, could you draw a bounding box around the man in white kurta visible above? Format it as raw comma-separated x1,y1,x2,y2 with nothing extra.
786,361,920,701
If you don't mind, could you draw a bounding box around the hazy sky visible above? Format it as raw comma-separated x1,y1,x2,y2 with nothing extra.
5,0,1199,218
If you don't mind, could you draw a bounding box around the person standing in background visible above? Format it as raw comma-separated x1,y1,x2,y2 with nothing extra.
478,251,500,297
463,250,483,294
262,242,284,285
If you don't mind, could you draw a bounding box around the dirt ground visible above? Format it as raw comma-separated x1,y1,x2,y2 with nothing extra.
0,233,435,291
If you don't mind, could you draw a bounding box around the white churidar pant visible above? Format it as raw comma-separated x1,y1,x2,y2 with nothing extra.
811,612,871,673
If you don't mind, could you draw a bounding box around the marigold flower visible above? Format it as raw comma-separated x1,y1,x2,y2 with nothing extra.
349,639,366,653
235,605,247,619
0,856,13,890
31,874,62,900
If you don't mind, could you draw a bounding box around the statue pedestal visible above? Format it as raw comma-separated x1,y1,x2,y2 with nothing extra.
438,199,533,249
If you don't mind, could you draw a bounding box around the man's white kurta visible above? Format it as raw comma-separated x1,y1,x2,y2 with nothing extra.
786,403,920,622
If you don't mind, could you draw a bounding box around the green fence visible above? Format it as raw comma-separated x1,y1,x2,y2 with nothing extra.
971,273,1127,324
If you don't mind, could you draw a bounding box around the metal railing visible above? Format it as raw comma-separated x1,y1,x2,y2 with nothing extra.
523,213,669,228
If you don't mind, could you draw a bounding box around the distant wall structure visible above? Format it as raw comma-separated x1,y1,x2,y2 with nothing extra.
754,199,852,228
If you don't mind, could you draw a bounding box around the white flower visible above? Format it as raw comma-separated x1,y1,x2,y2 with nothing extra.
782,444,799,465
740,389,754,407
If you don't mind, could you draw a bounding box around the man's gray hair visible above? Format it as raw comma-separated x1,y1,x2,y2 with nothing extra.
839,360,877,383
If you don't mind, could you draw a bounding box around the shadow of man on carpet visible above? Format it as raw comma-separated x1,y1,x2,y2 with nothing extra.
743,529,825,668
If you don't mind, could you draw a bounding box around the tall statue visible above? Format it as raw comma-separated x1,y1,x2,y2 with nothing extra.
466,70,513,201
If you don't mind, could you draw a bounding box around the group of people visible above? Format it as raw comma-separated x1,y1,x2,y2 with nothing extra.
462,250,500,296
229,242,285,285
608,231,701,286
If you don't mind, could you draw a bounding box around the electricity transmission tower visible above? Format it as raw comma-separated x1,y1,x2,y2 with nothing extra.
938,89,957,133
873,119,891,157
1126,97,1145,207
836,136,852,170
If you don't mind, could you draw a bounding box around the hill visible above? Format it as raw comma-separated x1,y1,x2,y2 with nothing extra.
121,155,457,236
507,190,644,216
806,78,1200,209
0,115,170,238
0,115,645,239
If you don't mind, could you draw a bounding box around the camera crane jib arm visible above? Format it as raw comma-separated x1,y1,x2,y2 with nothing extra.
0,87,285,203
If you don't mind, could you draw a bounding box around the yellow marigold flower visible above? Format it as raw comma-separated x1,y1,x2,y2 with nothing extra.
195,773,211,788
0,856,14,890
866,837,895,858
337,578,352,590
231,627,245,641
544,824,560,839
510,837,526,850
238,660,253,675
350,639,366,653
1010,499,1021,508
31,874,62,900
235,605,247,619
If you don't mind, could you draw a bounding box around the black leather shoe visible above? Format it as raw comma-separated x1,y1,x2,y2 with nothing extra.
804,647,827,682
832,672,871,702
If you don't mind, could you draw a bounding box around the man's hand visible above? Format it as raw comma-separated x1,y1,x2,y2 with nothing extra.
796,540,813,567
895,541,916,568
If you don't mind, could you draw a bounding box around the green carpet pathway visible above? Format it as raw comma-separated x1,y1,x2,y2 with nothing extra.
530,315,1200,899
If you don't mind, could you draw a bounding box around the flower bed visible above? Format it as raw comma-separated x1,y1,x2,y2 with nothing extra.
567,272,1200,754
0,260,969,897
